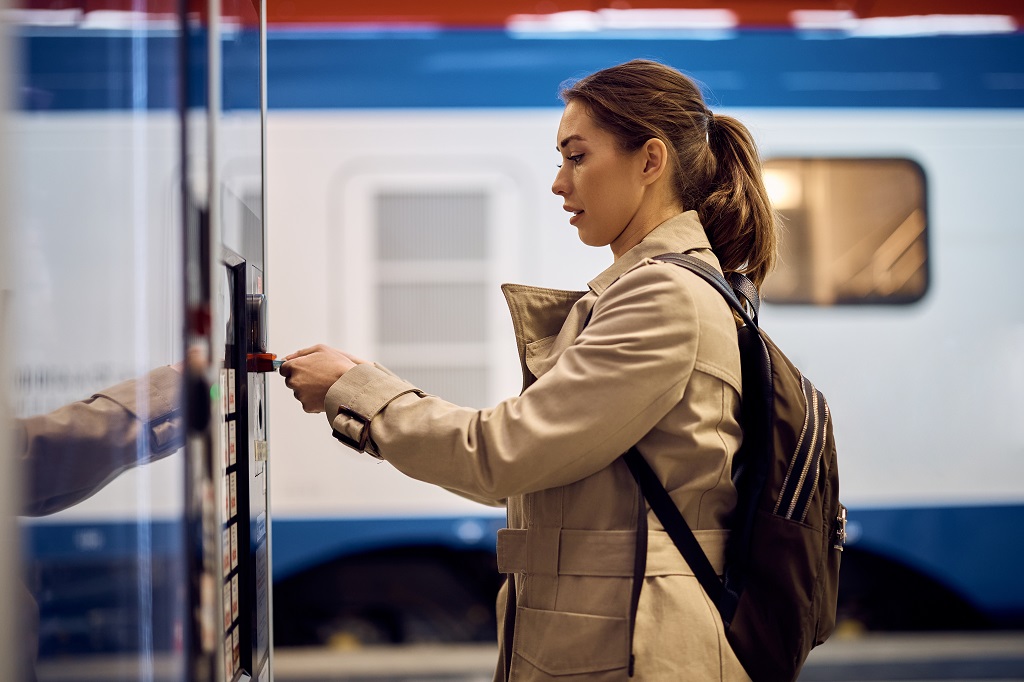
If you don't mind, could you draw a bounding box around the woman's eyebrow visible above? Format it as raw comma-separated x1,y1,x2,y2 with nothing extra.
557,134,585,151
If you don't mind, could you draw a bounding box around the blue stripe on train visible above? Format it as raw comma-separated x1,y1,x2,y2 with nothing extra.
271,515,506,579
21,514,504,576
14,27,1024,111
22,504,1024,620
844,503,1024,623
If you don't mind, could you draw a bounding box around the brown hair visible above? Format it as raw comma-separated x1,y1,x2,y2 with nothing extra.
560,59,778,288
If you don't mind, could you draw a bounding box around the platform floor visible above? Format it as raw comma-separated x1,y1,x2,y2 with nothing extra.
273,632,1024,682
33,632,1024,681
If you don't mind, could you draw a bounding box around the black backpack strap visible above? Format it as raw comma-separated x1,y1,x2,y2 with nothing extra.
637,252,773,625
624,447,740,622
653,253,759,328
727,272,760,325
627,474,647,677
595,254,758,629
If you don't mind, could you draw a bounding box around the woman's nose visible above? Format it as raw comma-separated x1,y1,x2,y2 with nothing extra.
551,166,568,196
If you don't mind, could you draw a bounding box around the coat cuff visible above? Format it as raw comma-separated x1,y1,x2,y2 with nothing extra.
324,363,423,456
93,365,183,455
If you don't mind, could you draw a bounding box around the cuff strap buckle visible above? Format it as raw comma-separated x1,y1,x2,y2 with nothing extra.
331,404,370,452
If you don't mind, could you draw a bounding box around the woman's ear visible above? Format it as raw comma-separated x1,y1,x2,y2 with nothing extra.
639,138,670,186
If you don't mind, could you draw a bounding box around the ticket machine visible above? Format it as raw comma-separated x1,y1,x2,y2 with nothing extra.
184,1,273,680
213,202,273,682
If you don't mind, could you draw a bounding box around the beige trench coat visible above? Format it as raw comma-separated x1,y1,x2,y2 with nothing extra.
326,211,751,680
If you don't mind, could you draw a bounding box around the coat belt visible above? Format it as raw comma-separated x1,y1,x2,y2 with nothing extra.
497,527,729,577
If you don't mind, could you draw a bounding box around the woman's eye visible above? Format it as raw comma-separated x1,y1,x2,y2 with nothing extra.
557,154,583,169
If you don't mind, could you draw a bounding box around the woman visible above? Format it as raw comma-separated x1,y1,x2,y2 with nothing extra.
282,59,777,681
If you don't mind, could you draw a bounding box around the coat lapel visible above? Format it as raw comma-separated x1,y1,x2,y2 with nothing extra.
501,284,586,391
501,210,718,390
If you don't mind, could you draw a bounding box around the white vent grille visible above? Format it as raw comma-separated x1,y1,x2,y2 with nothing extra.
377,282,488,344
376,192,487,261
374,190,491,408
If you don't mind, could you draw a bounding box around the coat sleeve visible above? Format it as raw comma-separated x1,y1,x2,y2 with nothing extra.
16,365,184,517
325,263,700,500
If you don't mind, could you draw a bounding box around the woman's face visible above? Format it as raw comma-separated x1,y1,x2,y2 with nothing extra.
551,100,648,254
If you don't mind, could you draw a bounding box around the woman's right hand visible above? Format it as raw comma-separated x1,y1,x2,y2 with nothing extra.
279,344,368,413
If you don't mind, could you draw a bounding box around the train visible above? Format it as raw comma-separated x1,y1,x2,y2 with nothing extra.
10,3,1024,657
264,20,1024,642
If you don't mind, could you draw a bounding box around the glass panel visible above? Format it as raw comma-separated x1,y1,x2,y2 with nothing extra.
215,2,272,680
762,158,928,305
6,5,187,682
1,4,21,680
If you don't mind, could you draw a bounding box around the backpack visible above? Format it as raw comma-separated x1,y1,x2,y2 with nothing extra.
625,253,846,682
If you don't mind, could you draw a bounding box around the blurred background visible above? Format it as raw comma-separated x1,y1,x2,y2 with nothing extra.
1,1,1023,681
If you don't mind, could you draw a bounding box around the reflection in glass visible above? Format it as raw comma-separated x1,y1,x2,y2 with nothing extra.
8,5,186,681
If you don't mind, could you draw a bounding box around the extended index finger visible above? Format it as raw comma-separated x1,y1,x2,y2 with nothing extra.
284,345,322,361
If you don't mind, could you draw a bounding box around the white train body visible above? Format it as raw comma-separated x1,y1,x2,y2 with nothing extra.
267,107,1024,512
263,100,1024,630
11,24,1024,642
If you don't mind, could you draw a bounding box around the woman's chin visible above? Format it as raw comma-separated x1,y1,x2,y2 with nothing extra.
577,230,611,249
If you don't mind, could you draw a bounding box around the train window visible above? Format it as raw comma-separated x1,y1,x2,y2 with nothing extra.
761,158,928,305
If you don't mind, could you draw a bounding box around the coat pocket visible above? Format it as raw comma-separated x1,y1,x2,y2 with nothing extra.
512,606,628,677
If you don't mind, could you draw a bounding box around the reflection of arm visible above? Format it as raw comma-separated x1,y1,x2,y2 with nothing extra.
16,366,184,517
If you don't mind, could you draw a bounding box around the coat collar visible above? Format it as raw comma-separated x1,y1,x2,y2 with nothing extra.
587,210,712,295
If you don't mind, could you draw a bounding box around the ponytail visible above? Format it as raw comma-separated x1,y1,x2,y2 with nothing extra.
700,114,779,289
